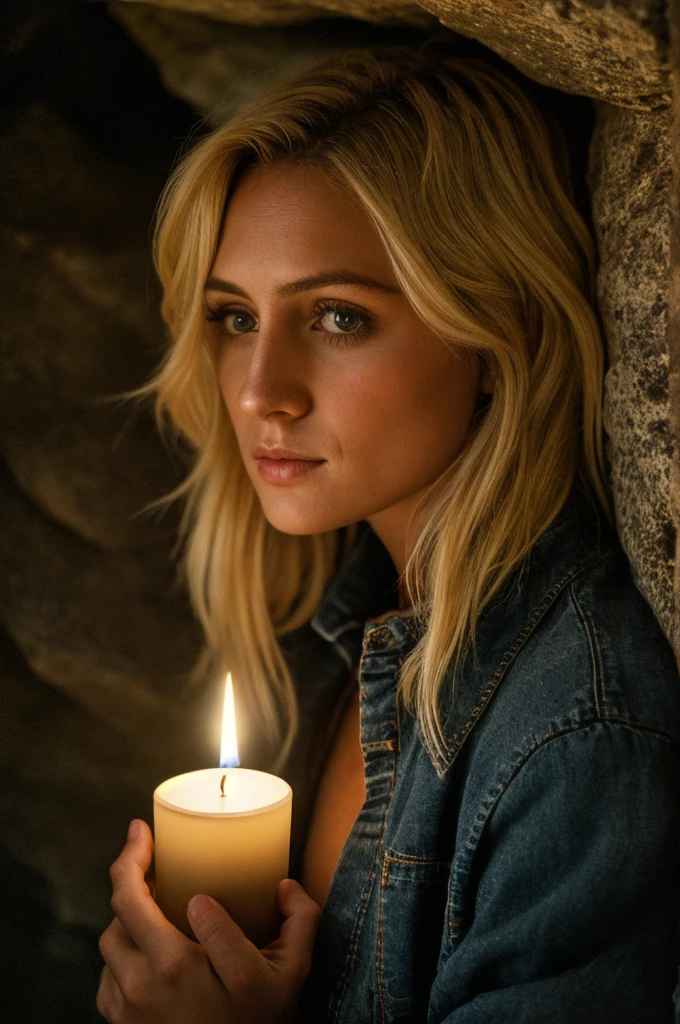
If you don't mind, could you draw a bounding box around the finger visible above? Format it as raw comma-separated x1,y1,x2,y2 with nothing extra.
96,964,124,1023
99,916,139,991
109,819,180,954
100,915,138,956
274,880,322,977
187,894,259,988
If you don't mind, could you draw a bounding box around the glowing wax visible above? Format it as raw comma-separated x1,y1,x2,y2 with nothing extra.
153,767,292,946
153,675,291,946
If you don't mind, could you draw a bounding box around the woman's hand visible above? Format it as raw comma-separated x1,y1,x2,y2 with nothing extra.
97,820,321,1024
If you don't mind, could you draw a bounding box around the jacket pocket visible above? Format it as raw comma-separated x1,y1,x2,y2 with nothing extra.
377,849,450,1024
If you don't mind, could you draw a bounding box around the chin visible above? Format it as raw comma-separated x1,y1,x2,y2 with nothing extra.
259,498,350,537
264,513,340,536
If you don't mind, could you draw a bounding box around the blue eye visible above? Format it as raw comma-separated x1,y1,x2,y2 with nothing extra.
313,301,373,344
204,303,257,335
224,311,256,334
319,309,363,333
205,300,374,345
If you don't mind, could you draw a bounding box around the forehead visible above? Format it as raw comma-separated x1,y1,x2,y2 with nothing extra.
211,162,396,284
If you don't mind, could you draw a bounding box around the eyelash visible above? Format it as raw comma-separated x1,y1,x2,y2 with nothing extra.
204,299,374,346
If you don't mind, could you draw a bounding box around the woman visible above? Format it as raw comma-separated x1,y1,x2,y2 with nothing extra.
97,45,680,1023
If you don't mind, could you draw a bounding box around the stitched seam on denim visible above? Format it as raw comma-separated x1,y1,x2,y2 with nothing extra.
589,606,606,711
443,717,676,955
359,655,403,758
569,581,603,718
332,753,396,1024
384,850,446,867
598,715,675,741
377,852,451,1023
428,554,601,777
362,739,397,753
377,855,389,1024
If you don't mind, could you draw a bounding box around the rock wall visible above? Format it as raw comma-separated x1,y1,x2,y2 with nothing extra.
589,101,676,647
0,6,210,1018
670,0,680,622
113,0,670,106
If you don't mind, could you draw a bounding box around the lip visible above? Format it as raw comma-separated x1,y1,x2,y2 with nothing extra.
252,445,325,485
252,445,322,461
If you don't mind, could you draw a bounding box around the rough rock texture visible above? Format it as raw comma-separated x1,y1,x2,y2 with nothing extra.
419,0,670,108
0,88,216,932
589,101,677,649
670,0,680,626
109,4,435,124
0,5,212,1017
113,0,670,107
113,0,438,28
0,99,207,714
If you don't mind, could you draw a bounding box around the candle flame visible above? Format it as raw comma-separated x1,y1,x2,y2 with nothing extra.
220,673,240,768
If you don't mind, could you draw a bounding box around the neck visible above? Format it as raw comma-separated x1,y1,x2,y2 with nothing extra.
367,487,429,580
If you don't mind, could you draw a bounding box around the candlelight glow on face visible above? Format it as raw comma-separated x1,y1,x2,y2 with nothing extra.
220,672,240,769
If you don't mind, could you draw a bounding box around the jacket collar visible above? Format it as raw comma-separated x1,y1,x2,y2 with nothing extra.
430,493,609,776
311,491,611,776
310,522,400,669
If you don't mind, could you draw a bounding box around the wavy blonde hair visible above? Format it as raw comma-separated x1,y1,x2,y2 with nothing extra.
150,46,611,769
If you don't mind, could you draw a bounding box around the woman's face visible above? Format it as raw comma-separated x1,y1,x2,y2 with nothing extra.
206,162,485,569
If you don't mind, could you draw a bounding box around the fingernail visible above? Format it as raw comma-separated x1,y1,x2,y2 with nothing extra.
127,820,141,841
188,894,215,922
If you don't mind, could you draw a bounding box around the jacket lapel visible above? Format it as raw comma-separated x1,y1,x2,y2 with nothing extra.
430,499,609,777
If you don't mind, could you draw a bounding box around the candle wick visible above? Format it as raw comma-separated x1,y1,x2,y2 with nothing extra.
220,773,227,797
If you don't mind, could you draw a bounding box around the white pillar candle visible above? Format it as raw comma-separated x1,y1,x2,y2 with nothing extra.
153,675,292,947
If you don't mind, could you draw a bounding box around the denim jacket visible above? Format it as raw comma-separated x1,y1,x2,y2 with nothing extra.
248,491,680,1023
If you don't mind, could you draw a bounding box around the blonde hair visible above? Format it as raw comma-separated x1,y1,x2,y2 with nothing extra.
150,46,611,769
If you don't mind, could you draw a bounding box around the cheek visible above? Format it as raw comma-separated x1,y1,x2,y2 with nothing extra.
338,351,476,466
216,353,244,427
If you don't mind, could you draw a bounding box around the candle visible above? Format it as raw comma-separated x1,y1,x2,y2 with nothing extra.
153,674,293,946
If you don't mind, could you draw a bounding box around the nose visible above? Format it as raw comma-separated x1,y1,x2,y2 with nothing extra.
237,325,313,422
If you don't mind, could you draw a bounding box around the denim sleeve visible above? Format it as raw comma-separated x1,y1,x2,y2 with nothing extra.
428,723,680,1024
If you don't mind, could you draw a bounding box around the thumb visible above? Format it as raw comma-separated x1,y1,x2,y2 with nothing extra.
187,894,257,986
275,880,322,976
125,819,154,872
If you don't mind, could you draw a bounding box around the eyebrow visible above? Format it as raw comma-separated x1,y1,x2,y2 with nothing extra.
203,270,402,299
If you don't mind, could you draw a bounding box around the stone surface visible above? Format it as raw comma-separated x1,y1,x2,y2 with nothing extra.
109,3,436,124
669,0,680,632
0,103,185,551
0,5,210,1016
113,0,671,108
0,608,218,1019
422,0,670,109
0,454,203,727
589,101,677,649
112,0,438,28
